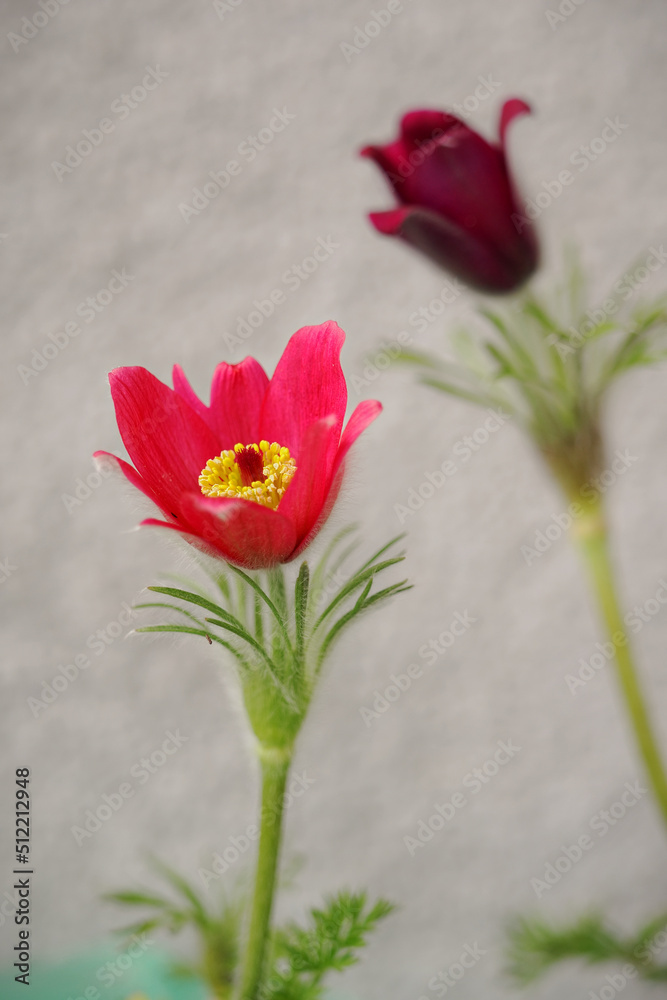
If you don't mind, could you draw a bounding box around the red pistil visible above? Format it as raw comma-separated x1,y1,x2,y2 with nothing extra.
235,445,265,487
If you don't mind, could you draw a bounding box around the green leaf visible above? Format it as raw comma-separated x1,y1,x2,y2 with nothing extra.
147,858,209,926
354,578,373,610
521,298,561,335
420,375,497,408
254,592,265,646
482,306,539,375
105,858,243,994
135,624,253,671
113,917,166,939
363,581,413,608
203,617,274,665
294,562,310,660
226,564,294,656
635,912,667,947
317,579,411,669
134,601,205,627
484,341,516,378
312,556,406,635
308,525,359,617
393,347,444,370
505,912,667,985
267,891,395,997
203,617,294,704
355,534,406,576
103,890,169,909
147,586,234,622
157,573,219,601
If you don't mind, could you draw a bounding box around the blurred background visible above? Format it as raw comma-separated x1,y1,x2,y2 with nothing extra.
2,0,667,997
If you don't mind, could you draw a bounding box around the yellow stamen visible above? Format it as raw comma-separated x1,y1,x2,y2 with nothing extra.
199,440,296,510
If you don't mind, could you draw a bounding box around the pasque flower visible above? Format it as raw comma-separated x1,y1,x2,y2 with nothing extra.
361,98,538,293
95,322,381,569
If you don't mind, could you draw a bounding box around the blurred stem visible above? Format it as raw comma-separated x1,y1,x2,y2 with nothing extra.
572,499,667,829
236,748,291,1000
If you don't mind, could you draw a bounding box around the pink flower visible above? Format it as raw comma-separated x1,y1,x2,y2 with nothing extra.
361,99,538,293
95,322,381,569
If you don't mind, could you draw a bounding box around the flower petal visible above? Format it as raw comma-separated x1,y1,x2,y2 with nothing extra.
209,356,270,448
361,143,413,201
333,400,383,478
259,322,347,453
404,132,511,237
398,207,532,292
109,367,220,516
368,207,412,236
288,402,381,560
172,365,210,426
93,449,170,516
274,415,339,549
176,494,297,568
498,98,532,150
361,112,459,202
399,109,461,148
362,99,538,293
369,109,520,250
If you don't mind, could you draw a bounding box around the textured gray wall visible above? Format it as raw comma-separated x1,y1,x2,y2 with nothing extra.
3,1,667,997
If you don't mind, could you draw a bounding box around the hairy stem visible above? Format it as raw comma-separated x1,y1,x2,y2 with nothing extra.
572,500,667,828
236,749,291,1000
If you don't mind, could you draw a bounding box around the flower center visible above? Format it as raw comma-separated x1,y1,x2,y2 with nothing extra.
199,441,296,510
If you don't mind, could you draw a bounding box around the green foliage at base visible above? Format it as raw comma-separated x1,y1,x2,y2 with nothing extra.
260,892,394,1000
507,911,667,986
105,857,242,998
107,863,393,1000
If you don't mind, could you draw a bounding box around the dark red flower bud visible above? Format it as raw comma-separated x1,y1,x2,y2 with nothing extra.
361,99,539,294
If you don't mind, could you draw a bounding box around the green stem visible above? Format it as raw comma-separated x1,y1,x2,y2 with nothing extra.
572,500,667,828
236,749,291,1000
